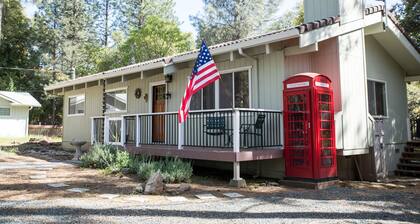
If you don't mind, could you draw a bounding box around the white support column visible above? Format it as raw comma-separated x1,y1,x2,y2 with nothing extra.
178,122,184,150
104,117,109,144
136,115,140,147
229,109,246,188
233,109,240,152
90,118,95,145
121,117,125,146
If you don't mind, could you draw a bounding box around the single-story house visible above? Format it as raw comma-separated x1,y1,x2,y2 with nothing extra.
45,0,420,184
0,91,41,138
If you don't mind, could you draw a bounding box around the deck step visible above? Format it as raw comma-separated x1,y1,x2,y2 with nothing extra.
397,163,420,170
407,141,420,147
402,152,420,159
395,169,420,177
405,146,420,152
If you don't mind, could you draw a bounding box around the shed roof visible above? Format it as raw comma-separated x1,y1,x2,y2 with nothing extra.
0,91,41,107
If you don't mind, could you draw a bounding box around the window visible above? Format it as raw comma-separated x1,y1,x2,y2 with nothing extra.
68,95,85,115
0,107,10,116
367,80,387,116
105,89,127,113
190,69,250,110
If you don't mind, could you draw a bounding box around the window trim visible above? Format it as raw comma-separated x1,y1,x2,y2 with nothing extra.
104,87,128,114
190,66,252,111
0,106,11,117
67,94,85,117
367,78,389,118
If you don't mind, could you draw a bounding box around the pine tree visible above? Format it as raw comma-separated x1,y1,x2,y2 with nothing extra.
191,0,281,46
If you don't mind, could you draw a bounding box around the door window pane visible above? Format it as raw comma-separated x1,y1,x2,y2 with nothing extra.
234,71,249,108
367,80,387,116
219,73,233,108
68,95,85,115
106,89,127,113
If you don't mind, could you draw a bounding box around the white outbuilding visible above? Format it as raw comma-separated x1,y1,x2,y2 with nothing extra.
0,91,41,138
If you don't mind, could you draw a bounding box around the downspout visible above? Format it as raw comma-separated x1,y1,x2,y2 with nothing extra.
238,48,260,108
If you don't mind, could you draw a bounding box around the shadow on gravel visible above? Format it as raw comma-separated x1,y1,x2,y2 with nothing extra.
0,207,418,223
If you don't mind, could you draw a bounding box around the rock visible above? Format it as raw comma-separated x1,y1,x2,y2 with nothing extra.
268,181,280,186
144,172,165,195
39,140,49,146
121,168,130,174
177,183,191,192
135,183,144,193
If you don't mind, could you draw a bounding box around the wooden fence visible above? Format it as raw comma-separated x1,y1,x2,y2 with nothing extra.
28,125,63,137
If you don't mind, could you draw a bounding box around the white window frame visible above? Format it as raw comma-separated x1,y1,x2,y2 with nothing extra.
367,78,389,118
190,66,252,111
104,87,128,114
67,94,85,117
0,106,11,117
148,80,168,113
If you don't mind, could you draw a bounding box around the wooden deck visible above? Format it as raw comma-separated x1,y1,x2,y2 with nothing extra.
125,145,283,162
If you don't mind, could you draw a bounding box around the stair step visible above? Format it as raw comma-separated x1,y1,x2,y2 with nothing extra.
404,146,420,152
397,163,420,170
402,152,420,158
395,169,420,177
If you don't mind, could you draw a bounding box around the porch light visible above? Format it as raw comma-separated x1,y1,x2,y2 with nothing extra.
165,74,173,83
165,92,172,99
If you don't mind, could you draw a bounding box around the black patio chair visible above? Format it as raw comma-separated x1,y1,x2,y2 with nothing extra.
240,114,266,148
203,116,232,146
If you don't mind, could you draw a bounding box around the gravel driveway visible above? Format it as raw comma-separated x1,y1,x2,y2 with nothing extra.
0,151,419,224
1,186,419,224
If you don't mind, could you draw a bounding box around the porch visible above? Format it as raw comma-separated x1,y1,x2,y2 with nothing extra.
91,108,284,185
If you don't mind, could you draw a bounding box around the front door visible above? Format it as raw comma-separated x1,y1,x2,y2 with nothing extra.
152,84,166,143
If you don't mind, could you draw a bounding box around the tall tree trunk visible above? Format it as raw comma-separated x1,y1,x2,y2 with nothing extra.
104,0,109,46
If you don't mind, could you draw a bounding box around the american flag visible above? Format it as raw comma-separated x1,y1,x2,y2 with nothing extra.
178,40,220,123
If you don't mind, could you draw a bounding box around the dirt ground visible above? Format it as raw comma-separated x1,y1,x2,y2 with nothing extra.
0,143,419,202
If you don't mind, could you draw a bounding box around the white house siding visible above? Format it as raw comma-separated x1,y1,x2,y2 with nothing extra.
365,35,409,174
0,98,29,138
338,30,370,153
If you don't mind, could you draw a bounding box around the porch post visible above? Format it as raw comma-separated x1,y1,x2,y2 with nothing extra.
104,117,109,144
121,116,125,146
90,118,95,145
178,122,184,150
230,109,247,188
136,115,140,147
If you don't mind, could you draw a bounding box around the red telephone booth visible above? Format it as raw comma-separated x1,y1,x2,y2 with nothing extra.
283,73,337,181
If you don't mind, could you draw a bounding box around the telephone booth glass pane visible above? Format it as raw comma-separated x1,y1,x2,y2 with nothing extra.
318,93,334,168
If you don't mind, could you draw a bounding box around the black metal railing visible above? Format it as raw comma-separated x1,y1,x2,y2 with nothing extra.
239,109,283,148
139,112,178,145
92,117,104,144
185,109,234,148
124,116,136,144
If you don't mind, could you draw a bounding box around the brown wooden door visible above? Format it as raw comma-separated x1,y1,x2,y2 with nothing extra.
152,84,166,143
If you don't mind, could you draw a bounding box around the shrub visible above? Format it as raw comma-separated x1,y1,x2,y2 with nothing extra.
80,144,130,171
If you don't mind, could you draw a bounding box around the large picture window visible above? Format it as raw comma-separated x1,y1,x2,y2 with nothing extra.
190,68,250,110
68,95,85,116
0,107,10,116
105,89,127,113
367,80,387,116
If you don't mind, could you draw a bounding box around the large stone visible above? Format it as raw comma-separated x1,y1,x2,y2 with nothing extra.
135,183,144,193
144,172,165,195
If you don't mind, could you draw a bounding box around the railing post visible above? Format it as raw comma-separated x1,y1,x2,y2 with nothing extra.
104,116,109,144
90,118,95,145
233,109,240,152
121,116,125,146
136,115,140,147
178,122,184,150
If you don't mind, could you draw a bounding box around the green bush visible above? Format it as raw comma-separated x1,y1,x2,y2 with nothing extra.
131,156,193,183
80,144,130,170
81,145,193,183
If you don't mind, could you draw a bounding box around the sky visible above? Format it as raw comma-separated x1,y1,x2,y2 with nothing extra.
22,0,402,37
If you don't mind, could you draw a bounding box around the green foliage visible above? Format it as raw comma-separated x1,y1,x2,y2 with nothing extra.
407,82,420,121
97,16,193,71
269,1,304,31
191,0,282,45
130,156,193,183
392,0,419,47
80,144,129,170
81,145,193,183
